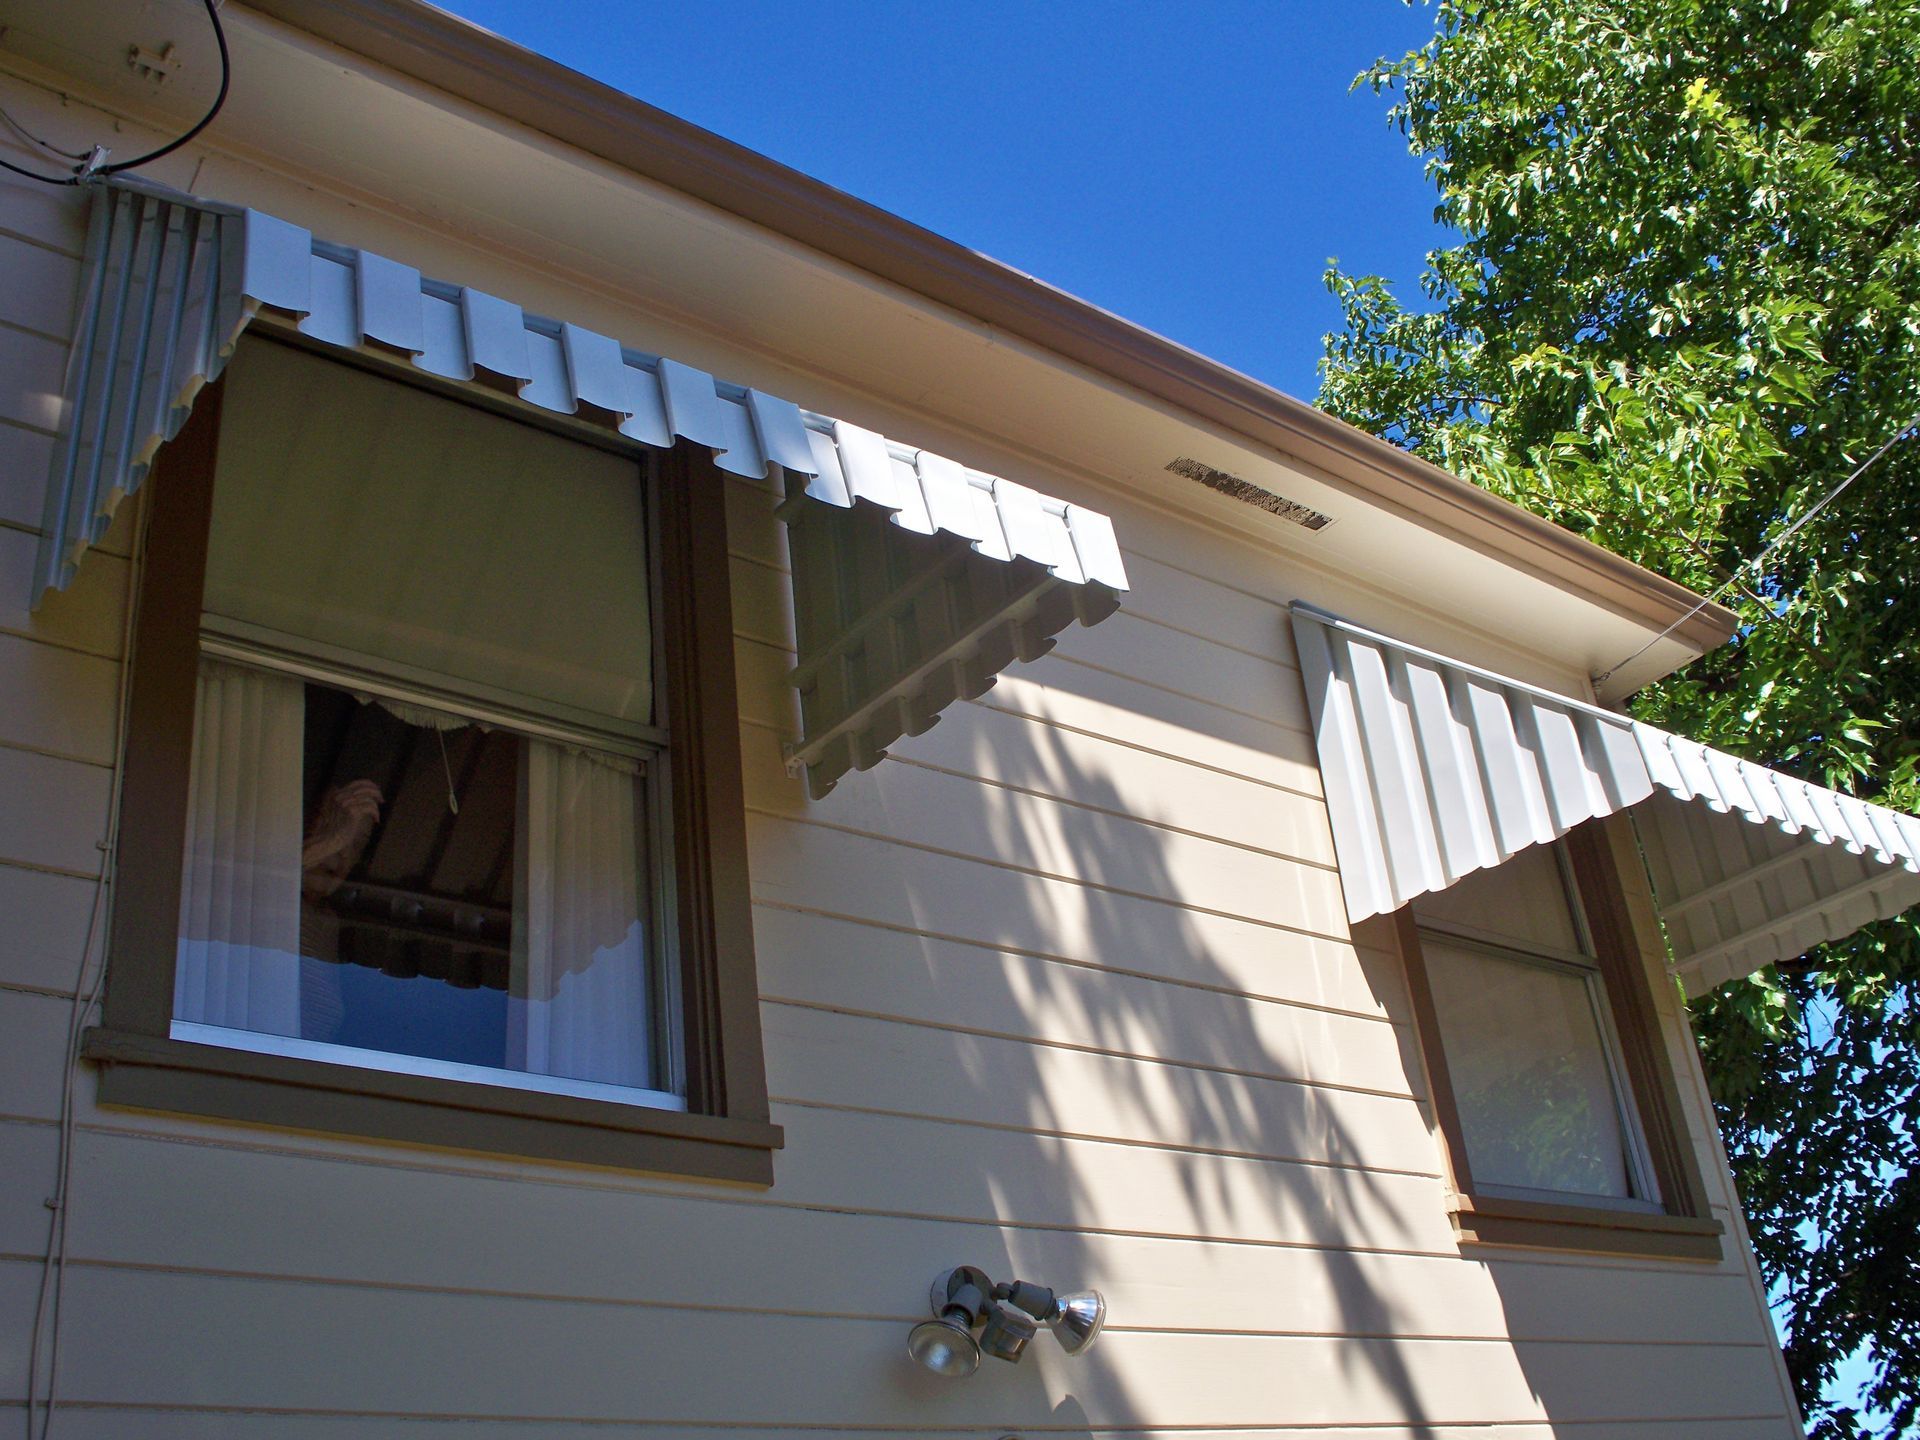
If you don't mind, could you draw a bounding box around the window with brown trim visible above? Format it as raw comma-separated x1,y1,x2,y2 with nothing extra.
83,334,780,1183
1392,821,1721,1260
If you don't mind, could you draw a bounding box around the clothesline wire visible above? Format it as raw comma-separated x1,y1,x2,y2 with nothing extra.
1592,408,1920,687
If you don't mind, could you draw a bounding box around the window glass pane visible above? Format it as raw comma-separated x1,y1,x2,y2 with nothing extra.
175,666,663,1096
1422,936,1632,1198
204,338,653,726
1415,842,1582,953
298,683,519,1068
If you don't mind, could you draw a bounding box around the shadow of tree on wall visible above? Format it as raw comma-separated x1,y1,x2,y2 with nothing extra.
25,456,1756,1435
744,556,1457,1438
737,466,1780,1434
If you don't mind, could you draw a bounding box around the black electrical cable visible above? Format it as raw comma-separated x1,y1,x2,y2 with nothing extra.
0,0,229,188
0,150,80,187
99,0,230,175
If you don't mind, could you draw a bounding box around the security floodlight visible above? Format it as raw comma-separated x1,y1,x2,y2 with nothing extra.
905,1266,1105,1379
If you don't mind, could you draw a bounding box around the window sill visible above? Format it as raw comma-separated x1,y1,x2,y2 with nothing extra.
1450,1193,1724,1261
82,1026,782,1184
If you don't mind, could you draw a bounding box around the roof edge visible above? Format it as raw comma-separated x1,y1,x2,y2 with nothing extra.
245,0,1738,660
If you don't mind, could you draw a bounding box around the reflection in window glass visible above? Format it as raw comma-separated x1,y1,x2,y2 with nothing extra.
296,683,518,1069
1414,842,1583,954
1422,936,1632,1198
174,667,660,1095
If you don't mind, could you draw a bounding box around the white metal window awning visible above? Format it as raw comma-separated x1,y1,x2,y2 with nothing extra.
1292,604,1920,992
37,179,1128,798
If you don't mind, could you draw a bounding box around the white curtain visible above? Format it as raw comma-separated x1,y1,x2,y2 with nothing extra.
510,739,652,1088
174,659,306,1036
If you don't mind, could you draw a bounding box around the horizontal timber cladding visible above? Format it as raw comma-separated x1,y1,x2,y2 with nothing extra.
0,1257,1788,1428
0,864,103,996
0,526,135,660
748,905,1417,1090
0,314,65,434
0,1423,1809,1440
741,811,1378,1013
0,1120,1776,1346
0,744,116,875
740,698,1339,866
0,164,89,255
0,421,60,535
0,634,122,765
0,112,1799,1434
0,234,80,341
731,624,1327,800
757,1005,1439,1175
741,733,1354,939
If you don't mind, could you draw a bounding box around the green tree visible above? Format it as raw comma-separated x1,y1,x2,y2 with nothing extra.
1319,2,1920,1432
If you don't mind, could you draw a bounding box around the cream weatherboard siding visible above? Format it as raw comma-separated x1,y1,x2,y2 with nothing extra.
0,89,1801,1440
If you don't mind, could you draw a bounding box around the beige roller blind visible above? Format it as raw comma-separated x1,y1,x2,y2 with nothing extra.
205,338,652,727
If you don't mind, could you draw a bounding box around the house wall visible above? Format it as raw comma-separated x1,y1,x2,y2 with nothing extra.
0,61,1803,1440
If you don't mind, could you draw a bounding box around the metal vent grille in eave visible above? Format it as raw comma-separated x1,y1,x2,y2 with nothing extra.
1166,456,1332,530
1291,604,1920,991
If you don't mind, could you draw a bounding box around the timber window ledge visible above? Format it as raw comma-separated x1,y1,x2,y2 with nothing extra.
80,1028,783,1183
1391,824,1725,1263
1448,1194,1723,1261
83,340,780,1185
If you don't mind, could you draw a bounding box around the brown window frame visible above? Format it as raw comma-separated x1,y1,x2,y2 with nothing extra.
1389,819,1722,1260
81,342,781,1184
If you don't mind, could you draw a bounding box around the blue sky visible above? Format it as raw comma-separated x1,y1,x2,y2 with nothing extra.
428,0,1443,403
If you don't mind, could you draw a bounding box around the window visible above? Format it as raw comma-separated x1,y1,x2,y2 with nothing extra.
86,336,779,1181
1393,823,1721,1258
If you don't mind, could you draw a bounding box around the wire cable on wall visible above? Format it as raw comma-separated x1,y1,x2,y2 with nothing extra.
21,490,151,1440
0,0,229,187
0,102,91,162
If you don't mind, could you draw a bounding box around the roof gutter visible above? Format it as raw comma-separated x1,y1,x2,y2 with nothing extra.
246,0,1738,660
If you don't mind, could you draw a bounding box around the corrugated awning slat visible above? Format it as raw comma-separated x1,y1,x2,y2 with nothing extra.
1292,604,1920,990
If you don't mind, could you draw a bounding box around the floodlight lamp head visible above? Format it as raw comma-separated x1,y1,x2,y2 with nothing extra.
908,1266,993,1379
1046,1289,1107,1356
906,1313,981,1377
